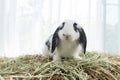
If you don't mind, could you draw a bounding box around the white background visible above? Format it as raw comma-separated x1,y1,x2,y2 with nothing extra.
0,0,120,57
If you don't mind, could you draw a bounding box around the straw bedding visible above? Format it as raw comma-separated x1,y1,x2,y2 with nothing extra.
0,52,120,80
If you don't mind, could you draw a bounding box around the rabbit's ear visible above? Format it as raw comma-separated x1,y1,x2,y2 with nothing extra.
78,27,87,54
51,26,64,53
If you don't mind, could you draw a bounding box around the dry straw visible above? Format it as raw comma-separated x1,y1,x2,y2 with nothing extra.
0,52,120,80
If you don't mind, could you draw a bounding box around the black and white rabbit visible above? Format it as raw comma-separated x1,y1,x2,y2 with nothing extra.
42,20,87,61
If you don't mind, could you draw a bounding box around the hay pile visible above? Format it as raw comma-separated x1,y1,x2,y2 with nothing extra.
0,52,120,80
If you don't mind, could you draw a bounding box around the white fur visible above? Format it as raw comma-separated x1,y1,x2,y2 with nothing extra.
53,40,82,61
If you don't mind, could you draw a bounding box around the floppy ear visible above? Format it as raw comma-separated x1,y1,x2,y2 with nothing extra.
78,27,87,54
51,26,64,53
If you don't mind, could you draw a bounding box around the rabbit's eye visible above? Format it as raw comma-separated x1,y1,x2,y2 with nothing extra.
63,34,66,36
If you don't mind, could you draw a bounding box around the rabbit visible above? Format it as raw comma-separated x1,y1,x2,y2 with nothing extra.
43,20,87,61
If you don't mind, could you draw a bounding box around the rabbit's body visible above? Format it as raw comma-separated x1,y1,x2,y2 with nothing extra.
42,20,87,61
53,40,82,60
57,40,79,56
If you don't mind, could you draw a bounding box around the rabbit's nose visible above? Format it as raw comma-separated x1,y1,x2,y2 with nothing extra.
63,34,71,39
65,35,70,39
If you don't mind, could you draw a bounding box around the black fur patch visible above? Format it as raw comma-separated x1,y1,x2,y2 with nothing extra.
73,22,87,54
62,22,65,26
45,40,50,50
73,22,78,32
78,27,87,54
51,23,64,53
